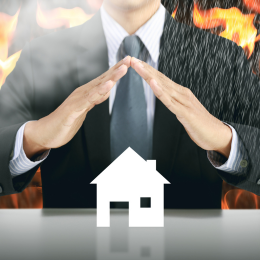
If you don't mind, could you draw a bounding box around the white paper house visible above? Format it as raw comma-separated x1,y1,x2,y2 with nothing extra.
91,147,170,227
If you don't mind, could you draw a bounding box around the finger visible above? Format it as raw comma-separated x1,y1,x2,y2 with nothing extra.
88,81,112,104
78,81,112,110
90,60,129,101
95,91,110,105
97,80,114,96
81,55,130,93
131,57,174,95
131,57,185,97
96,55,131,85
109,63,128,84
131,57,170,89
131,57,154,84
150,79,191,108
150,78,186,117
75,57,130,113
77,64,126,110
90,63,127,101
116,55,131,69
170,86,194,108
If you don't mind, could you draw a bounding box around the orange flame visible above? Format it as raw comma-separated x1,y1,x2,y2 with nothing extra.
0,9,21,88
0,9,20,61
193,2,259,58
0,168,43,209
243,0,260,13
172,5,178,18
36,2,94,29
222,188,260,209
0,50,21,87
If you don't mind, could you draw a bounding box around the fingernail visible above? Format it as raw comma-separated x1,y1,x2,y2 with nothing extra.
117,65,124,70
123,56,128,61
99,80,112,93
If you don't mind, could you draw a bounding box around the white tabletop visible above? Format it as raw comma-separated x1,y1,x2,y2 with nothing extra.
0,209,259,260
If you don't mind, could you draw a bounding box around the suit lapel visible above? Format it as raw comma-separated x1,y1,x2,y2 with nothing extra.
153,11,183,177
77,11,111,177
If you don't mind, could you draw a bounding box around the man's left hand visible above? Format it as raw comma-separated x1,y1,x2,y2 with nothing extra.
131,57,232,158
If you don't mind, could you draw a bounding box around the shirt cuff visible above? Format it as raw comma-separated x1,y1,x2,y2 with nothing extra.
9,122,50,178
207,123,249,175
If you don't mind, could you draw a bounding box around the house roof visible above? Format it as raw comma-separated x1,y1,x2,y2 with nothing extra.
90,147,170,185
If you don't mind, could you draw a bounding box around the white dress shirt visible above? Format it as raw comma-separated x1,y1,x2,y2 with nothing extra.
9,4,248,177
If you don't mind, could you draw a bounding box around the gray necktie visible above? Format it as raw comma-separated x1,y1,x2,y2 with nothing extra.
110,35,149,162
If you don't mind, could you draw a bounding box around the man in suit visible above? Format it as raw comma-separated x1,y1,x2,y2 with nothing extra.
0,0,259,208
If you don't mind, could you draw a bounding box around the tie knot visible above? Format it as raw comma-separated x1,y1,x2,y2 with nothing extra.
123,35,141,58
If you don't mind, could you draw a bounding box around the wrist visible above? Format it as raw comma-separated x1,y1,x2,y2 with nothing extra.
214,123,232,159
23,121,49,159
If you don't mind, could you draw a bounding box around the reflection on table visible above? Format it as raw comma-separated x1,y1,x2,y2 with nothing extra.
0,209,260,260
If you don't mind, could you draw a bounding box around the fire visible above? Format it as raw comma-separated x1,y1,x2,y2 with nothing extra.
222,187,260,209
243,0,260,13
1,1,260,210
172,5,178,18
36,2,94,29
193,2,259,58
0,168,43,208
0,50,21,87
0,9,21,88
0,9,20,61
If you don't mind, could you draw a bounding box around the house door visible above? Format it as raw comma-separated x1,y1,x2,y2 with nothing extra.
109,202,129,253
110,201,129,209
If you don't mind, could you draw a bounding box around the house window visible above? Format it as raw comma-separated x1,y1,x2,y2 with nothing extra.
140,197,151,208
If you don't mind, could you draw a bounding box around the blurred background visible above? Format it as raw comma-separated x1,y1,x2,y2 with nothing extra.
0,0,259,209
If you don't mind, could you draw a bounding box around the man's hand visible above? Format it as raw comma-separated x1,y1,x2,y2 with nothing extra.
131,57,232,158
23,56,131,159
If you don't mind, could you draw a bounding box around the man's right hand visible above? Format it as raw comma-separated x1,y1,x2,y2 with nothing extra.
23,56,131,159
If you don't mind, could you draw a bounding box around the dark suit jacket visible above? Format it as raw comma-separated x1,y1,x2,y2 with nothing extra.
0,10,260,208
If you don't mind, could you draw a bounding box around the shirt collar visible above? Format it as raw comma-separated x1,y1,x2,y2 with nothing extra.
100,4,166,66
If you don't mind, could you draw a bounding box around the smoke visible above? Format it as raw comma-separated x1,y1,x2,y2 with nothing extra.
0,0,97,56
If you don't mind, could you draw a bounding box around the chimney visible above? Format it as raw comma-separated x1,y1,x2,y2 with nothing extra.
147,160,156,170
